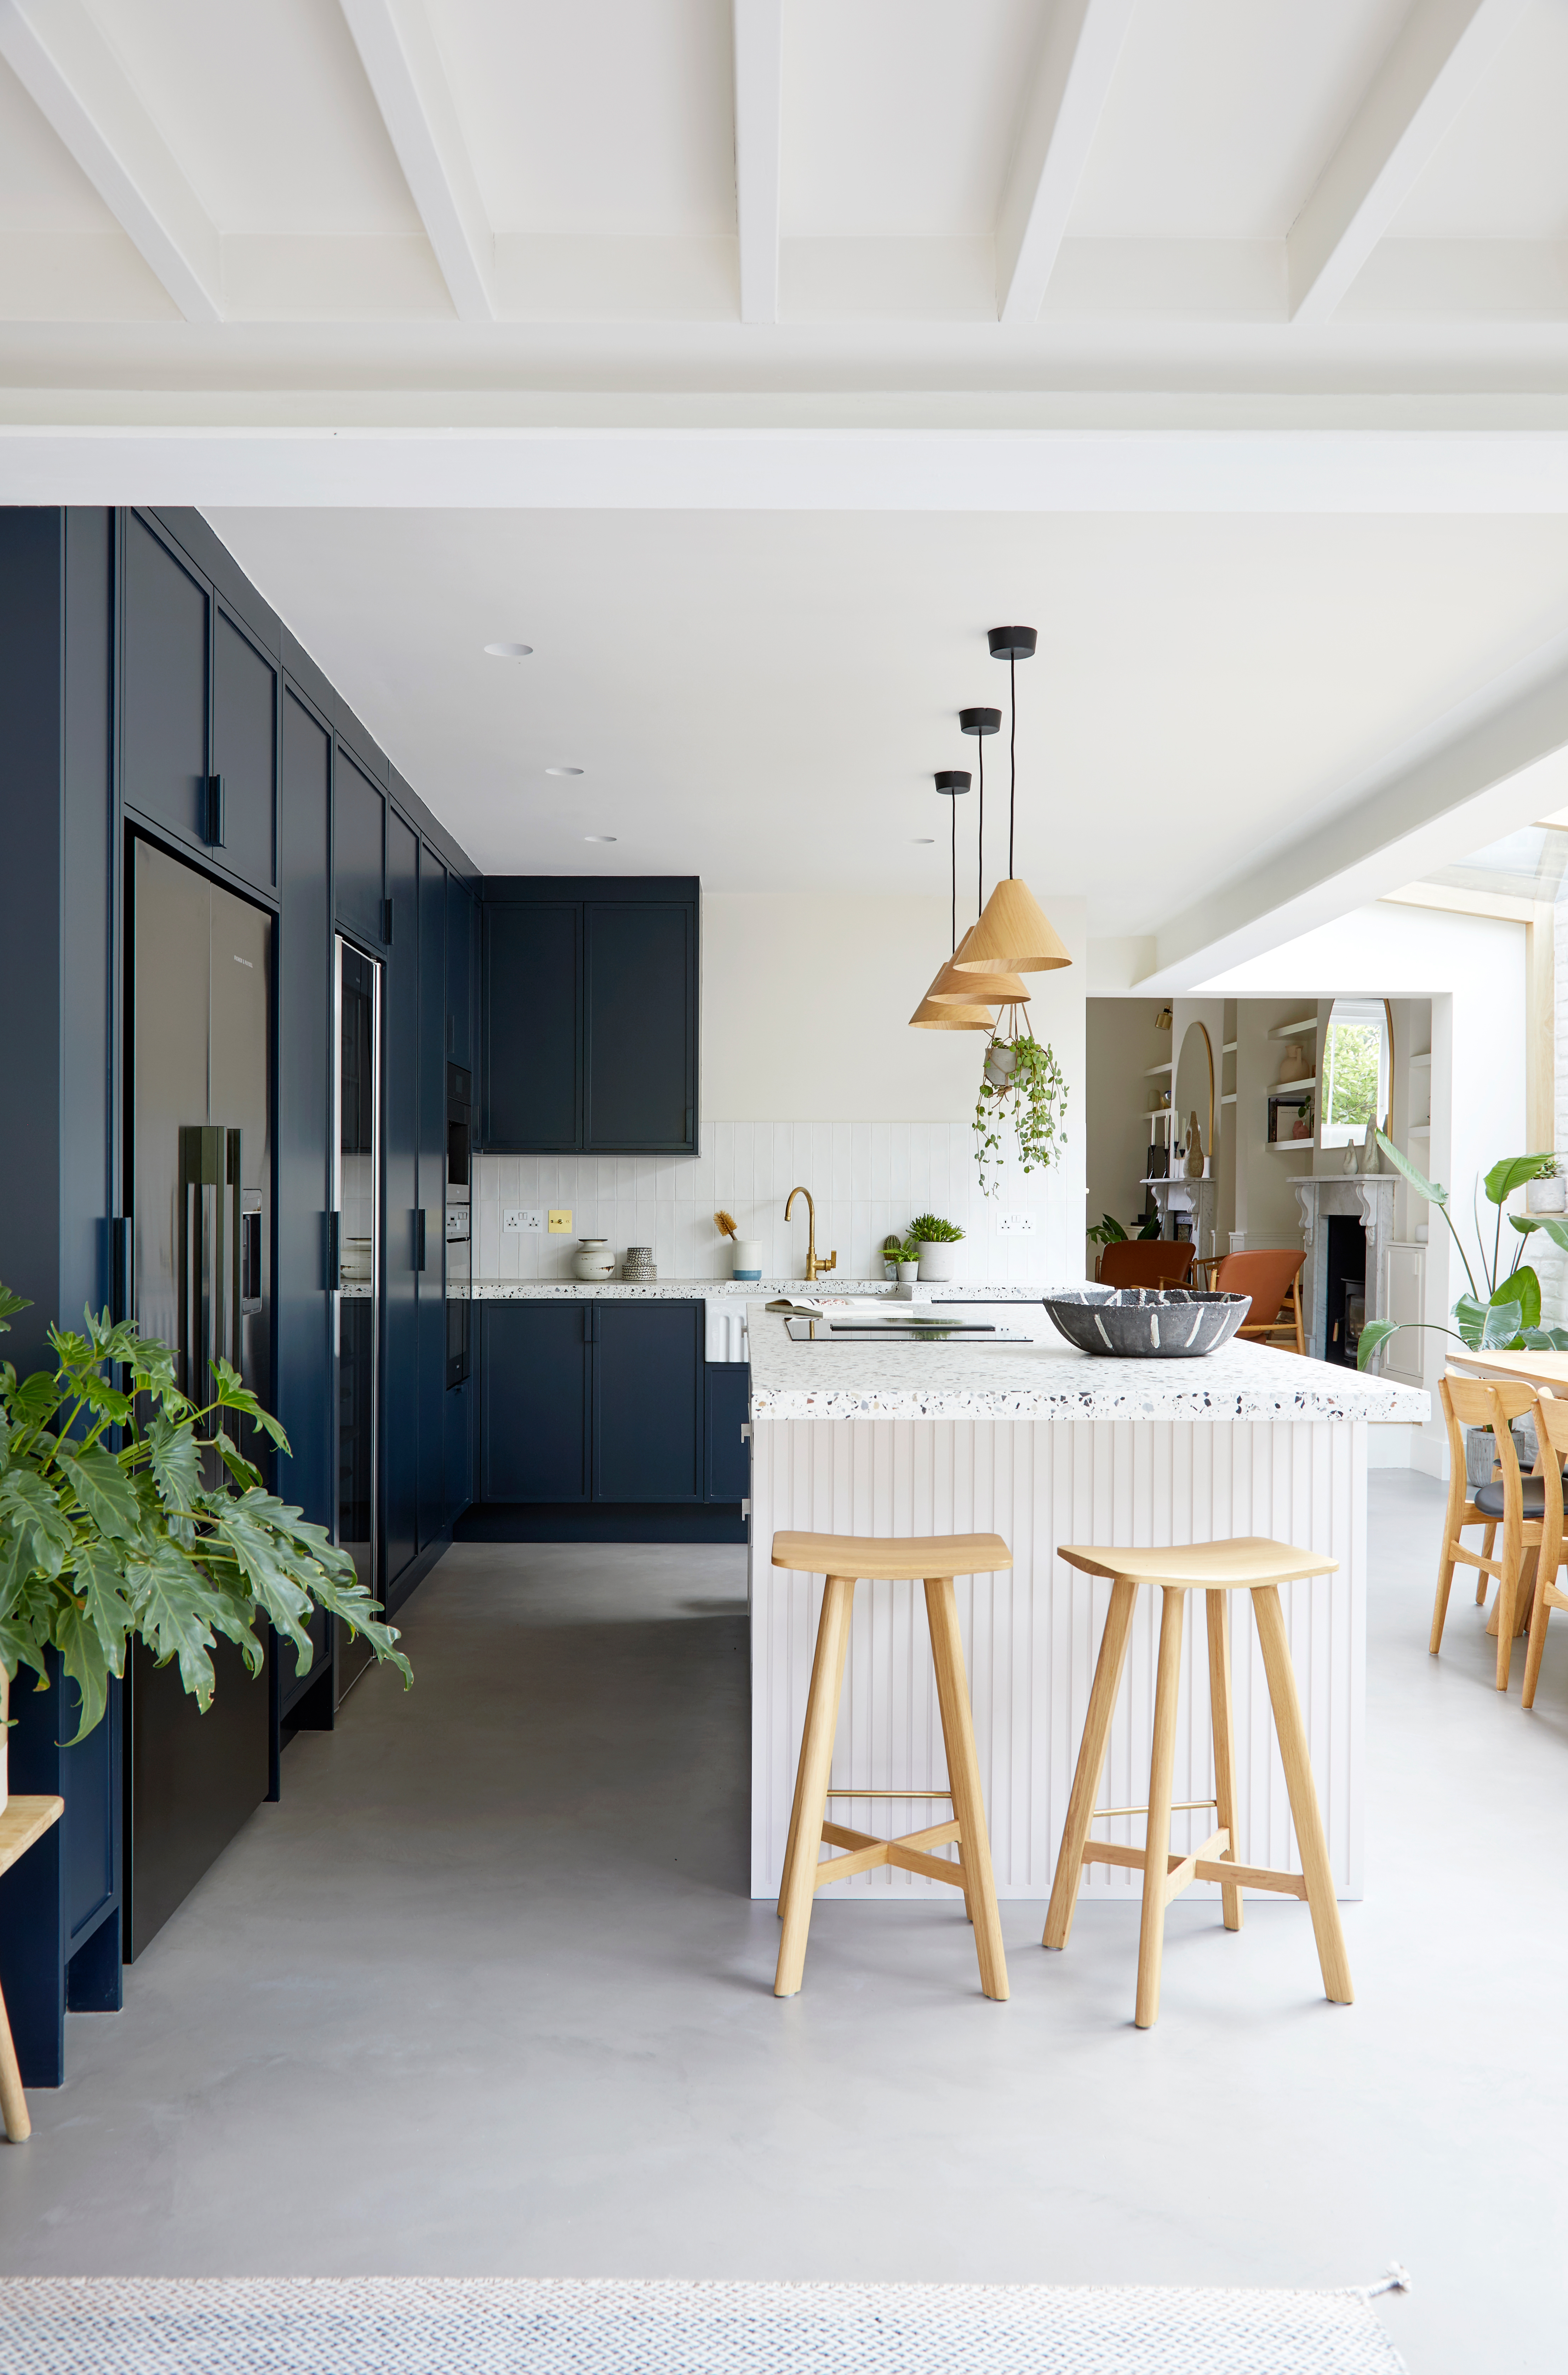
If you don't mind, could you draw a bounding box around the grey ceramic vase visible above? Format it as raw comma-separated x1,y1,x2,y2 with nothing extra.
1043,1286,1249,1359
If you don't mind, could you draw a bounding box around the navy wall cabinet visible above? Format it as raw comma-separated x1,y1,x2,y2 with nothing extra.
594,1302,703,1501
417,847,448,1555
482,879,698,1155
481,1302,590,1500
334,745,387,950
480,1299,709,1504
384,807,421,1594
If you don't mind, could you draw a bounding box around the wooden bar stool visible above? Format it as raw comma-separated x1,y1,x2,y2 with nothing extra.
0,1795,64,2142
770,1531,1010,2003
1043,1537,1351,2029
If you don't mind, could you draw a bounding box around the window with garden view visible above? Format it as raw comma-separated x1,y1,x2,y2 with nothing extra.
1321,998,1388,1149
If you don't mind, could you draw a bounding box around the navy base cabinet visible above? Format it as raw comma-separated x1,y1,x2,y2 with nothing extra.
481,1302,590,1500
705,1364,751,1504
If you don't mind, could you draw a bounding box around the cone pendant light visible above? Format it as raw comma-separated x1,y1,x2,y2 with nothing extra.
954,626,1072,976
910,769,997,1030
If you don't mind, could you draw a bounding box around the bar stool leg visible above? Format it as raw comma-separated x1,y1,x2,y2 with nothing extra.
778,1571,853,1920
1135,1587,1186,2031
1043,1577,1137,1952
1252,1583,1354,2006
929,1616,976,1929
775,1575,854,1998
924,1577,1008,2002
1205,1589,1243,1935
0,1979,31,2143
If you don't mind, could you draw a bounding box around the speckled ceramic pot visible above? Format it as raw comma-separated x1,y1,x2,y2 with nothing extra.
1043,1286,1249,1359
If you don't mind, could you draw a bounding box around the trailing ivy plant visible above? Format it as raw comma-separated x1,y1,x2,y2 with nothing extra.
0,1283,411,1742
973,1030,1068,1198
1356,1136,1568,1371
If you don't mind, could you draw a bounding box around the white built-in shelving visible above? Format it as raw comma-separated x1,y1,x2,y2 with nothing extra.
1267,1015,1318,1041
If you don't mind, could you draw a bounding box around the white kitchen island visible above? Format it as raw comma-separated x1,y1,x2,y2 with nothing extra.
746,1304,1427,1905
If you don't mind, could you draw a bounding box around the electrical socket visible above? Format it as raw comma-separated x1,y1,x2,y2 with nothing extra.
995,1211,1036,1236
502,1207,522,1234
548,1209,572,1234
521,1208,544,1234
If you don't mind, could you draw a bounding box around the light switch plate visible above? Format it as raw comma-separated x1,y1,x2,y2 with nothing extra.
548,1209,572,1234
996,1211,1036,1236
502,1207,522,1233
521,1208,544,1234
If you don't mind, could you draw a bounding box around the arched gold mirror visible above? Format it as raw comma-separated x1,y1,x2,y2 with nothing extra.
1175,1021,1215,1169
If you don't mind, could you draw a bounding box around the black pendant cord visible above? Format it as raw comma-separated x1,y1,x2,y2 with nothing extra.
977,732,985,921
1009,650,1017,880
950,785,957,954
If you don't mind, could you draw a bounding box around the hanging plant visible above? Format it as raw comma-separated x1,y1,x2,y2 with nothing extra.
973,1025,1067,1197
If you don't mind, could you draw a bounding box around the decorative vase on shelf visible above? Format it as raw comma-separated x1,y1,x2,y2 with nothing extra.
1359,1121,1383,1175
1276,1039,1310,1086
1184,1112,1204,1180
1342,1143,1359,1177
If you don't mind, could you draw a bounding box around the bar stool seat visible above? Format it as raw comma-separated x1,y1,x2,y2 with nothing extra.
771,1530,1011,2003
1043,1535,1352,2028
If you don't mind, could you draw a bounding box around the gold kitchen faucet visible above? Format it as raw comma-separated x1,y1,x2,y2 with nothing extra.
785,1185,837,1282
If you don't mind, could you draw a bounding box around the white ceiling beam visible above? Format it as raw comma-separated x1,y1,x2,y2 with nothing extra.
1134,628,1568,991
1287,0,1532,325
732,0,783,325
338,0,495,324
995,0,1137,325
0,0,220,322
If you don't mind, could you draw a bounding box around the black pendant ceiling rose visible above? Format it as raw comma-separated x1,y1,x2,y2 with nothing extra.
933,769,971,954
986,626,1038,661
958,707,1002,736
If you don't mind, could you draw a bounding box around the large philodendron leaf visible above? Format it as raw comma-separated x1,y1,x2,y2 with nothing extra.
1484,1155,1557,1205
51,1596,114,1744
125,1542,221,1708
0,1468,75,1580
1356,1319,1399,1371
146,1411,201,1519
57,1446,140,1540
1454,1295,1527,1350
1375,1130,1445,1207
1518,1326,1568,1351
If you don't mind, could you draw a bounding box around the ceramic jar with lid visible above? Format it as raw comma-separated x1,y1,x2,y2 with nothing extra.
573,1238,615,1280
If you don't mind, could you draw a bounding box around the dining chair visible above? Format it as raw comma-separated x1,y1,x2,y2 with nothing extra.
1096,1240,1195,1290
1208,1249,1307,1356
1433,1373,1542,1691
1523,1393,1568,1710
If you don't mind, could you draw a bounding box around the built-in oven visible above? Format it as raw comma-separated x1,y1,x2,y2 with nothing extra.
446,1061,472,1387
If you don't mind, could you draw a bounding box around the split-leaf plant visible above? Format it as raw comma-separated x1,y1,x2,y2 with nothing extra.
0,1283,410,1742
1356,1137,1568,1371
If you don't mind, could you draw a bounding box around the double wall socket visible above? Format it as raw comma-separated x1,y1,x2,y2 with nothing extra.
502,1208,546,1235
995,1212,1036,1236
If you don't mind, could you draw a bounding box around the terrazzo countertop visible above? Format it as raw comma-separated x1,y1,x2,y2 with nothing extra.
463,1278,1046,1301
744,1301,1431,1425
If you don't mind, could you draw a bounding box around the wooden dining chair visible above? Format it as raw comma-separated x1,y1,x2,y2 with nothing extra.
1432,1373,1542,1692
1208,1250,1307,1356
1523,1394,1568,1710
1096,1240,1195,1290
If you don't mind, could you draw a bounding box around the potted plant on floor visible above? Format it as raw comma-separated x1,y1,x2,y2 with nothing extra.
1355,1140,1568,1384
974,1027,1068,1197
909,1215,964,1283
0,1284,410,1802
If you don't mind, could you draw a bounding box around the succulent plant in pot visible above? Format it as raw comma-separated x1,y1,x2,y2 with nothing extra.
909,1214,964,1283
0,1283,410,1806
974,1027,1068,1198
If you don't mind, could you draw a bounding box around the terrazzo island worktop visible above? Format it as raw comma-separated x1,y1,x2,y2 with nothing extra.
743,1296,1428,1910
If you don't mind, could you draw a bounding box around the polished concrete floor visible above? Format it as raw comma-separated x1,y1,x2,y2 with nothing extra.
3,1474,1565,2374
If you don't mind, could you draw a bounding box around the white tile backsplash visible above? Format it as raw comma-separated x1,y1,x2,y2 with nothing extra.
473,1120,1071,1283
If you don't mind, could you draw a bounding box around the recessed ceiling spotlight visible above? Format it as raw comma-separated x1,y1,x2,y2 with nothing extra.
584,833,617,843
910,836,935,843
483,641,532,658
547,765,584,776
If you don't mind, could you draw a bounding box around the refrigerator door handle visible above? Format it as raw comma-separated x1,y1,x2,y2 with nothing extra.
414,1208,427,1271
326,1210,342,1292
111,1216,135,1326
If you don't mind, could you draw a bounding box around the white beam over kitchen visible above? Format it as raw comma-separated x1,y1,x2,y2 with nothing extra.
732,0,783,324
995,0,1136,325
1287,0,1532,325
338,0,496,323
0,0,221,321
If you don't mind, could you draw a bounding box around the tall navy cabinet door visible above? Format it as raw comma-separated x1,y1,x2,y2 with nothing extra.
384,809,420,1594
417,847,447,1550
585,902,695,1152
446,876,474,1065
595,1302,702,1500
481,1303,589,1500
121,510,210,849
483,901,579,1149
335,748,385,949
276,689,333,1701
212,609,277,893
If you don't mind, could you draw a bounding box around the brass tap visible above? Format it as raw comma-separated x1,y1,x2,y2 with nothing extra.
785,1185,837,1282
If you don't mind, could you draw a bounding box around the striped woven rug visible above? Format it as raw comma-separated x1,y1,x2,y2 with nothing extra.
0,2274,1409,2374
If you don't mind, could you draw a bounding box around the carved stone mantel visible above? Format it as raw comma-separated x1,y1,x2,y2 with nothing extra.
1152,1173,1219,1261
1293,1173,1397,1362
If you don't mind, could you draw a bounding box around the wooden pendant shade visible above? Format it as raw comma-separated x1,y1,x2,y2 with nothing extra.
926,924,1031,1006
910,942,996,1030
952,876,1072,974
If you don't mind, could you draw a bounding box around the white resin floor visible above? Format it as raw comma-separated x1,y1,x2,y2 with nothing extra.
2,1473,1563,2375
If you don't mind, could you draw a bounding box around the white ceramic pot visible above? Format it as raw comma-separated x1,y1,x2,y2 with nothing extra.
916,1243,956,1281
1526,1175,1566,1214
897,1261,920,1284
732,1239,763,1280
573,1238,614,1280
984,1044,1018,1088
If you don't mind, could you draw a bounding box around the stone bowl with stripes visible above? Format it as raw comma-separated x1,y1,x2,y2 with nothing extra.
1043,1287,1250,1359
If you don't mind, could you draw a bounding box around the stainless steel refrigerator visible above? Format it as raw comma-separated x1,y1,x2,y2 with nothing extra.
127,838,272,1959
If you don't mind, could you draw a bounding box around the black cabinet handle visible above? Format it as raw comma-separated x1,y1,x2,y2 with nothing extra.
414,1208,427,1270
205,774,226,847
110,1215,134,1325
325,1210,341,1291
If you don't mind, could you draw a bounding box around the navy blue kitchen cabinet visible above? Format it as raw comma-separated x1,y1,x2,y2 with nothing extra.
418,845,448,1554
481,880,698,1154
384,806,421,1595
120,509,211,854
447,873,476,1065
705,1363,751,1503
334,745,386,950
594,1301,703,1501
481,1301,591,1499
212,605,279,894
